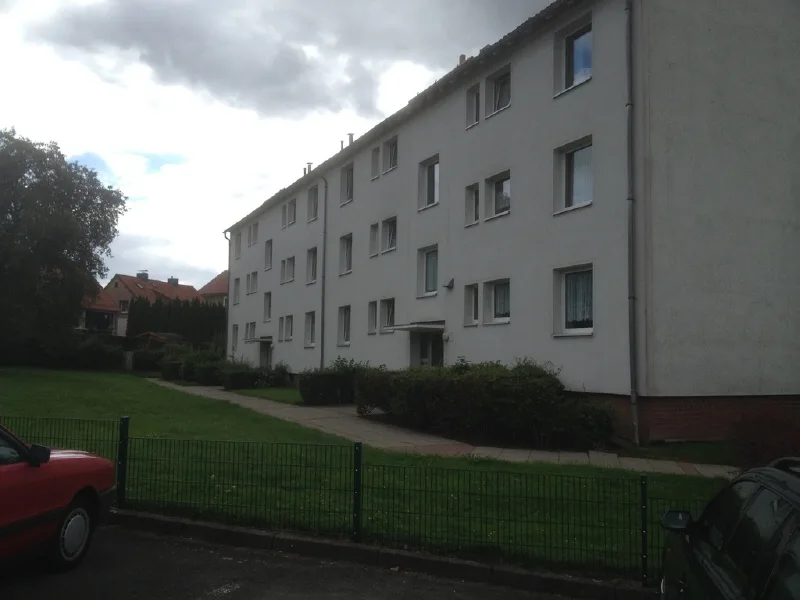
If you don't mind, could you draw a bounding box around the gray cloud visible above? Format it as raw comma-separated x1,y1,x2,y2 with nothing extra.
30,0,552,118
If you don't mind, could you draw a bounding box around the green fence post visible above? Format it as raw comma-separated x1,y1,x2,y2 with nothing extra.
116,416,130,509
352,442,363,542
641,475,648,587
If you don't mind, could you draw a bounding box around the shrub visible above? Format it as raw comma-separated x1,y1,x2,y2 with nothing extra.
73,337,124,370
734,414,800,469
354,359,612,451
133,349,165,371
181,349,224,382
298,358,375,406
194,361,223,386
272,361,291,387
220,360,257,390
160,360,182,381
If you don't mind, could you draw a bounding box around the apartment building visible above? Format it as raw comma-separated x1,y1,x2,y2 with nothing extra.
225,0,800,442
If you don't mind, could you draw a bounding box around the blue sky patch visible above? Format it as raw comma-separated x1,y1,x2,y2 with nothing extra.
137,152,186,173
70,152,115,184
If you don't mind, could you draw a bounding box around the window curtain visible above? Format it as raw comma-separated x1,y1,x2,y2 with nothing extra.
494,178,511,213
425,250,438,292
565,271,593,329
494,283,510,318
385,222,396,249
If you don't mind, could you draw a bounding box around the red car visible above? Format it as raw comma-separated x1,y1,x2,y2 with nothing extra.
0,424,115,569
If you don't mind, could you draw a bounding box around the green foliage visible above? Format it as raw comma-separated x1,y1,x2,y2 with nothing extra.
0,129,126,364
133,349,165,371
126,296,226,346
72,337,124,371
194,362,223,386
160,360,182,381
355,359,613,451
298,358,376,406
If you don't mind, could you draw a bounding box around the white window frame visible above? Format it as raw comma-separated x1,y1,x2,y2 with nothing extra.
278,316,284,342
559,266,594,335
341,164,354,205
380,298,395,333
246,273,251,295
483,279,511,325
304,311,315,347
464,284,479,326
419,156,440,209
233,278,240,304
465,184,480,226
381,217,397,253
339,234,353,275
307,186,319,222
565,23,593,89
287,198,296,225
383,136,398,173
466,83,480,128
338,305,351,346
307,247,317,284
248,222,258,246
281,204,287,229
371,147,380,179
234,232,242,259
280,260,286,284
263,292,271,322
249,271,258,294
565,142,593,209
264,239,273,270
231,324,238,352
486,172,511,218
487,66,511,115
367,301,377,335
369,223,379,257
418,245,438,297
285,256,295,282
284,315,293,341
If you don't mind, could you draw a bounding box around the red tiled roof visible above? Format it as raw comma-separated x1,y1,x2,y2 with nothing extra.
198,270,229,296
84,282,119,312
111,274,203,303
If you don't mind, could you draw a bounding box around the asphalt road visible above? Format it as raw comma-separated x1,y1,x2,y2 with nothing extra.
0,527,571,600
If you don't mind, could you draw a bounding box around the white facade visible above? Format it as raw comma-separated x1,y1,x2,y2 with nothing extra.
226,0,800,398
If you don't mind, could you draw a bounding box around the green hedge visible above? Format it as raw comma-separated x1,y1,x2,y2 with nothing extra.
222,370,258,390
133,349,165,371
194,362,222,386
355,359,613,451
297,358,371,406
160,360,182,381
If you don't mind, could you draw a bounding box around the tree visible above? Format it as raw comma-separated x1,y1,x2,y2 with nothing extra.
0,128,127,361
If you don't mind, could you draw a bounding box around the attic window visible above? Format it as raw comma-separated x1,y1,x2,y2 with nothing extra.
136,283,144,289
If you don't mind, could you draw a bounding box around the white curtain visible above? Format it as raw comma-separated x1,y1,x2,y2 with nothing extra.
565,271,593,329
569,146,592,207
425,250,438,292
494,282,510,318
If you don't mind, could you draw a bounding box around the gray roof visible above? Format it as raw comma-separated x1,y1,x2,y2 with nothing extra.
225,0,586,233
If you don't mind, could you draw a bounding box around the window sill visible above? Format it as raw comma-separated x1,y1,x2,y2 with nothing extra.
382,166,397,175
553,76,592,99
463,322,479,328
417,291,438,299
367,331,377,336
380,246,396,255
285,338,293,342
485,104,511,120
233,302,240,306
339,270,352,277
465,121,479,131
553,330,594,338
464,220,479,229
263,319,271,323
485,210,511,222
484,318,511,326
369,252,379,258
264,266,272,271
287,221,296,227
337,342,351,348
306,280,316,286
417,201,439,213
307,216,318,224
304,344,316,349
340,199,353,207
235,256,241,260
285,278,295,283
553,201,592,217
371,175,379,181
379,329,395,335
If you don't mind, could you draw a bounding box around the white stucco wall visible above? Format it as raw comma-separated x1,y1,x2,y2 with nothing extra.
227,0,633,394
637,0,800,396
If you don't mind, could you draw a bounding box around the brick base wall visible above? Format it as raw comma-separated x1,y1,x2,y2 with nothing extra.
584,394,800,443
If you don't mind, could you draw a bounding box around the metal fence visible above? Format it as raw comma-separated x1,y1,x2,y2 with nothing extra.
0,415,720,585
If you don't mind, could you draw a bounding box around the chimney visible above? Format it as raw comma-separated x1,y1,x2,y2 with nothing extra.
347,133,354,145
136,270,149,281
303,167,307,175
340,140,344,151
307,162,312,172
168,276,179,287
459,54,466,65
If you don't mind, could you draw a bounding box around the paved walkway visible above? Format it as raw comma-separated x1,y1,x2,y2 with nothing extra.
152,380,739,479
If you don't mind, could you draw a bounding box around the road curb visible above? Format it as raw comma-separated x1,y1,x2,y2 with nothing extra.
108,510,657,600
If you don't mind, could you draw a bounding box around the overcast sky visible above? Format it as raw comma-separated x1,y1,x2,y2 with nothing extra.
1,0,551,288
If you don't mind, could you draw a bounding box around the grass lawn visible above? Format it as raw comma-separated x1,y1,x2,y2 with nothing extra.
235,387,302,405
0,367,725,580
619,441,738,467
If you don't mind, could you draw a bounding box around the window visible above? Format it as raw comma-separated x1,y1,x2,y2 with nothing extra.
369,223,379,257
0,435,22,465
484,280,510,323
465,184,480,225
566,144,593,208
287,198,296,225
231,324,238,352
765,532,800,600
233,278,240,304
338,305,351,345
341,164,354,204
285,256,295,282
245,322,256,340
698,481,760,551
419,156,440,209
486,172,511,217
248,271,258,294
466,84,480,127
419,246,438,296
281,204,287,228
381,217,397,252
383,137,398,172
280,260,286,283
367,301,377,334
284,315,293,340
248,222,258,246
263,292,271,322
246,273,251,295
487,66,511,114
304,312,315,347
307,247,317,283
564,268,593,332
264,239,273,270
380,298,395,333
464,284,479,325
339,234,353,275
278,317,284,342
119,300,129,312
371,147,380,179
234,232,242,258
307,186,319,221
566,24,592,88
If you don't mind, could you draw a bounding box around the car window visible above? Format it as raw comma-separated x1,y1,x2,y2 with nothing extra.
727,489,794,593
0,435,22,465
765,530,800,600
699,481,759,550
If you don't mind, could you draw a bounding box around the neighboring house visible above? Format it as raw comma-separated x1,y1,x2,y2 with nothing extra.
78,282,119,334
105,271,203,337
199,270,229,306
224,0,799,442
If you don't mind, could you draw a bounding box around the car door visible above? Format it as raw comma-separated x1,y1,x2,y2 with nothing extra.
0,429,60,560
762,527,800,599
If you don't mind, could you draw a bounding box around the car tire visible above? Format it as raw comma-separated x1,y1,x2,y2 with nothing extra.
48,493,96,571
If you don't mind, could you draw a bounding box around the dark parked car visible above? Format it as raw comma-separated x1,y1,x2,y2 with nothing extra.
660,458,800,599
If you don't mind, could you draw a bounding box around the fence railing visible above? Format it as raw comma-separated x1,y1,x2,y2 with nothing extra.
0,415,719,586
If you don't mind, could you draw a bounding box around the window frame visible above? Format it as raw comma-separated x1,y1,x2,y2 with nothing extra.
565,142,593,209
486,65,511,115
484,279,511,324
285,256,295,283
560,266,594,335
339,234,353,275
383,136,398,173
369,223,379,257
485,171,511,218
231,324,239,352
380,298,395,333
338,305,351,346
466,83,480,128
284,315,293,341
233,278,241,304
287,198,297,225
565,23,593,89
371,147,380,180
465,184,480,226
418,155,440,210
263,292,271,322
304,311,316,347
264,239,273,270
307,247,318,284
464,284,479,326
307,186,319,222
281,204,287,229
381,217,397,253
341,164,354,205
367,300,377,335
234,232,242,259
278,316,284,342
419,245,439,296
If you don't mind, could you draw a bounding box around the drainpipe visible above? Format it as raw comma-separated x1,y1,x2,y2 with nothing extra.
625,0,640,446
319,176,329,369
223,231,231,358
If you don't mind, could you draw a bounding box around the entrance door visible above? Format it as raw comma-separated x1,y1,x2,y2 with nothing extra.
418,333,444,367
259,343,272,368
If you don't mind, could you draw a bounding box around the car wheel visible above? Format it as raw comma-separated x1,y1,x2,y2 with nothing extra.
49,495,96,571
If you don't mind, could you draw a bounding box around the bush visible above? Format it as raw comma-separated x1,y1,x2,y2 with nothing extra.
734,414,800,469
194,361,223,386
354,359,613,451
160,360,182,381
72,337,124,370
272,361,291,387
181,349,224,382
297,358,374,406
133,349,165,371
219,360,257,390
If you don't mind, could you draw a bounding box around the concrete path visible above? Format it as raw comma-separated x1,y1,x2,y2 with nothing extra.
152,380,739,479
